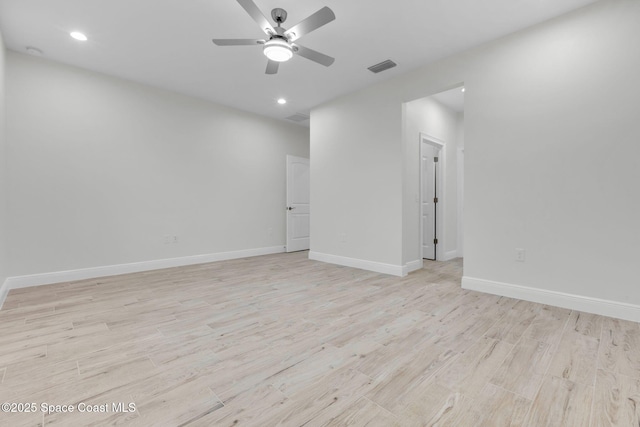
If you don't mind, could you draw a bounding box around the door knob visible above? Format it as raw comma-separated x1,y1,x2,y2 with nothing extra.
287,207,295,210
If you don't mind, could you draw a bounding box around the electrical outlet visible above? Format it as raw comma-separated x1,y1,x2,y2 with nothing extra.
172,235,178,244
515,248,526,262
163,235,172,244
338,232,347,243
267,227,273,237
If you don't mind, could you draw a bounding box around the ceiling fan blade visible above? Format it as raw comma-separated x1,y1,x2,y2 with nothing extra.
236,0,275,35
265,60,279,74
284,7,335,42
212,38,264,46
293,44,335,67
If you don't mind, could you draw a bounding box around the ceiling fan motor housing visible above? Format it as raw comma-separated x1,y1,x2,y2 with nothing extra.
271,8,288,24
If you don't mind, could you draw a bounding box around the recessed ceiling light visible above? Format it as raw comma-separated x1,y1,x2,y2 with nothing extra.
277,98,287,105
70,31,88,41
461,87,466,93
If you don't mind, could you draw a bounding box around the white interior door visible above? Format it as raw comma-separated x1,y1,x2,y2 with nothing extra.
422,143,438,260
286,155,310,252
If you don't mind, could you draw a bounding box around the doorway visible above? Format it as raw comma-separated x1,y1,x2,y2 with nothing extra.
420,136,444,260
406,85,464,264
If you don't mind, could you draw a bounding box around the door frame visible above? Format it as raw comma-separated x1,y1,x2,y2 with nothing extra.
457,147,464,258
419,132,445,261
286,155,310,252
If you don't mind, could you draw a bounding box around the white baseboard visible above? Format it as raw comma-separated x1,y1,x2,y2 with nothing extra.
403,259,423,276
441,250,459,262
462,276,640,323
308,251,404,277
0,246,285,310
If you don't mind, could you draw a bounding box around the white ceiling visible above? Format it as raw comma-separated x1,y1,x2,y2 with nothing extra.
0,0,597,124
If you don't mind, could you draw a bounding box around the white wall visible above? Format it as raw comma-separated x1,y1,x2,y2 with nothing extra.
0,32,7,285
456,113,465,149
456,113,465,257
6,52,309,277
310,88,403,269
402,96,461,265
311,0,640,317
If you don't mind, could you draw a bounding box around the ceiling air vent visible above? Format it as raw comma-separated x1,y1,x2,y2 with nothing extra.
367,59,397,74
286,113,310,122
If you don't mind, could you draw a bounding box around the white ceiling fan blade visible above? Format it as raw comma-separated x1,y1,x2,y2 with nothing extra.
212,38,264,46
265,60,279,74
236,0,275,35
284,7,335,42
293,44,335,67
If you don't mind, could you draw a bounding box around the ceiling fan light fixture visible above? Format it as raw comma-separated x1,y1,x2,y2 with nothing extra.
263,39,293,62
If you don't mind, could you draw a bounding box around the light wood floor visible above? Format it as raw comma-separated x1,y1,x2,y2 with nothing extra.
0,252,638,426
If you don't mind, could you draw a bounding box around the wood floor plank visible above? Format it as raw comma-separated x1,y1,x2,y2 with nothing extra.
547,330,599,386
267,343,366,397
567,310,604,339
0,344,46,367
365,342,456,413
2,323,109,362
208,350,297,404
599,317,640,379
258,367,375,426
326,312,396,348
184,384,288,426
0,301,54,322
432,336,513,396
0,321,74,346
43,387,140,426
362,310,428,346
523,375,593,427
124,358,220,409
522,304,571,347
0,359,78,402
355,324,441,383
399,381,472,427
46,326,163,363
432,313,498,353
453,383,530,427
591,369,640,426
484,301,541,344
490,338,554,399
132,379,223,426
0,408,43,427
324,396,401,427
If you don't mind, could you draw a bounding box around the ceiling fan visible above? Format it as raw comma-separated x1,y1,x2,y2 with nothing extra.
212,0,335,74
